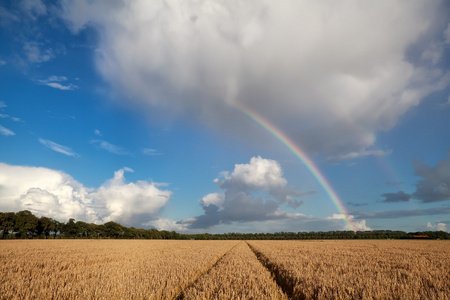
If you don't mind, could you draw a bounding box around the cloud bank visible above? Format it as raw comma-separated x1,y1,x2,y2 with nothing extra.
60,0,450,160
0,163,171,227
0,160,371,232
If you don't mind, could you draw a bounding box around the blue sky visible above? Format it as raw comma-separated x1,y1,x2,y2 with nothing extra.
1,0,450,233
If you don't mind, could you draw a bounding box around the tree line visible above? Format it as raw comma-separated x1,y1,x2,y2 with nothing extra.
1,211,449,240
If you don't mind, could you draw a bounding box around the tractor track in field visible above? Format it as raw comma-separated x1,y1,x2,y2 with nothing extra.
246,242,306,300
174,241,241,300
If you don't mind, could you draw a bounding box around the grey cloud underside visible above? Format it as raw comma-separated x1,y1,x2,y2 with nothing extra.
61,0,450,160
380,191,411,203
412,151,450,203
211,214,368,233
352,206,450,219
182,156,315,229
377,150,450,204
185,193,287,229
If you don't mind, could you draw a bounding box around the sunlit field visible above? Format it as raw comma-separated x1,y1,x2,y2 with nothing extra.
248,240,450,299
1,240,449,299
0,240,236,299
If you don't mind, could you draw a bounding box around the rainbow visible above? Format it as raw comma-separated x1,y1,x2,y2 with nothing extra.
236,105,356,231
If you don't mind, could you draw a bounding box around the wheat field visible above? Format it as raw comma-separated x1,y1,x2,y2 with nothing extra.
248,240,450,299
0,240,236,299
1,239,449,299
183,241,286,299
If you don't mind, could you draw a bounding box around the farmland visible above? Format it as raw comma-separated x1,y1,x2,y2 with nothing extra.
0,240,236,299
248,240,450,299
1,240,449,299
182,241,286,299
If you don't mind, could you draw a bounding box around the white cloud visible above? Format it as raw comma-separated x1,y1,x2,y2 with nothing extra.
329,149,392,162
216,156,287,192
23,42,53,63
0,101,6,108
328,213,371,231
215,156,306,204
427,222,448,232
94,129,101,136
46,82,78,91
91,139,130,155
0,124,15,136
0,6,19,27
61,0,450,160
19,0,47,20
10,116,22,122
142,148,162,156
200,193,225,210
39,75,78,90
93,168,171,225
184,156,307,229
143,217,188,232
39,138,79,157
0,114,22,122
0,163,97,222
48,75,67,81
0,163,172,227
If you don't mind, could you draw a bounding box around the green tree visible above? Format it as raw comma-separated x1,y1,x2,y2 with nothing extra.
14,210,39,238
0,212,16,239
38,216,55,238
63,218,78,238
103,221,124,238
75,221,90,238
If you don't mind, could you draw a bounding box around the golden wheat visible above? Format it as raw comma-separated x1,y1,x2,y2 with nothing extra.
0,240,236,299
183,241,286,299
2,239,449,299
247,240,450,299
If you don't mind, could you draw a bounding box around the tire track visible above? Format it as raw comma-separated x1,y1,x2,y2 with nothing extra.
174,241,240,300
246,242,307,300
